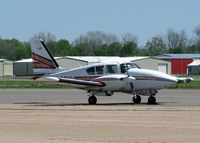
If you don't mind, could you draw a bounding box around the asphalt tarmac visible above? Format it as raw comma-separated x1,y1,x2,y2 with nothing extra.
0,89,200,143
0,89,199,106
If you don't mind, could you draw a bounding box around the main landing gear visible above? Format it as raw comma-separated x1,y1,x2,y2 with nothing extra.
132,94,156,104
130,83,157,104
88,95,97,105
148,96,156,104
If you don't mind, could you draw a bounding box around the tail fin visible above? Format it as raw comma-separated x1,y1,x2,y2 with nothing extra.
30,39,60,75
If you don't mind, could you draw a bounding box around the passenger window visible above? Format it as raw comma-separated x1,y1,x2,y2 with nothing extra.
86,67,95,75
96,66,104,75
106,65,118,74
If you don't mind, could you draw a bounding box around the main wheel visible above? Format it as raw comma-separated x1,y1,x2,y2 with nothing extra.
88,95,97,105
148,96,156,104
132,94,141,104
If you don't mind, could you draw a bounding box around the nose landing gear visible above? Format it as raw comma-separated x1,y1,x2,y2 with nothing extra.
130,83,141,104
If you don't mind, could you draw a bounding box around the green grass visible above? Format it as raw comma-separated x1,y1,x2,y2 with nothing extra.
0,80,200,89
168,81,200,89
0,80,66,88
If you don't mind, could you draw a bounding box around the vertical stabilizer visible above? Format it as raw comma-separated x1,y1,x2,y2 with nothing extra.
30,39,60,75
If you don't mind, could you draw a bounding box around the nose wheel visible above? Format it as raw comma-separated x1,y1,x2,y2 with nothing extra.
88,95,97,105
130,83,141,104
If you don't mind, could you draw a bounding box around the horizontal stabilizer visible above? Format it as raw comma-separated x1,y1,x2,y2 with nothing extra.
59,78,105,87
40,76,105,88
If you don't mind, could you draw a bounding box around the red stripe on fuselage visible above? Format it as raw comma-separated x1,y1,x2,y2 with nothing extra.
32,52,56,68
33,62,56,69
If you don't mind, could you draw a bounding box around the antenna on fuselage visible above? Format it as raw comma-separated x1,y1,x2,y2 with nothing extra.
97,57,101,63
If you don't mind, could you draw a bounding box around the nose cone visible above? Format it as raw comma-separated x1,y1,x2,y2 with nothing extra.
154,70,178,83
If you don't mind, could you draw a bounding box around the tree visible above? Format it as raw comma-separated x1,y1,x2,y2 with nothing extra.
74,42,94,56
74,31,119,55
106,42,122,56
55,39,75,56
166,29,187,51
121,33,137,44
30,32,56,43
145,36,167,56
193,25,200,52
120,41,138,56
93,44,109,56
120,33,138,56
0,38,29,61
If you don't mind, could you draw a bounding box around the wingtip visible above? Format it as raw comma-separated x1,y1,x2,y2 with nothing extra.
45,77,60,81
186,77,193,82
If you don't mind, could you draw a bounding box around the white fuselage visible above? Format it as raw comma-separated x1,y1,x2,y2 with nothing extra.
47,62,178,94
94,68,177,93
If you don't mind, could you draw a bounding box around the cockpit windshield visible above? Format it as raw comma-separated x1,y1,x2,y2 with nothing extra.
120,62,140,73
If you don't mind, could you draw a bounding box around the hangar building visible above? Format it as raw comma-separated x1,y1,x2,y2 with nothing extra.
126,57,171,74
59,56,171,74
13,56,119,76
13,56,171,76
0,59,13,77
60,56,120,69
155,54,200,75
13,59,33,76
187,60,200,75
13,57,68,76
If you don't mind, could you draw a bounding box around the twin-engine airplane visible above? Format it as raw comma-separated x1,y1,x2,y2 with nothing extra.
31,39,193,104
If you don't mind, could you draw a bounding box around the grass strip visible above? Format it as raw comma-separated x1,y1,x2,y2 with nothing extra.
168,81,200,89
0,80,200,89
0,80,66,88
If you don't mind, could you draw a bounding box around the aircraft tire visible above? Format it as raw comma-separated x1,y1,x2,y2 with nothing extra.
132,95,141,104
88,95,97,105
148,96,156,104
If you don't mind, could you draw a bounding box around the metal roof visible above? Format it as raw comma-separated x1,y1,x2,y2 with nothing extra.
155,54,200,59
15,57,61,63
15,58,33,63
15,56,149,63
65,56,148,64
65,56,121,64
188,60,200,66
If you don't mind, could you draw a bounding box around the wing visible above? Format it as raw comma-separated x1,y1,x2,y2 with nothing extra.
42,77,105,90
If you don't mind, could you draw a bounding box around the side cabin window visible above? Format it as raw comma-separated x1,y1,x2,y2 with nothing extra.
105,65,118,74
86,67,95,75
86,66,104,75
96,66,104,75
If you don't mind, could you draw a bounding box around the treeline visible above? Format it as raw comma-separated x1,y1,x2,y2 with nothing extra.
1,26,200,61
